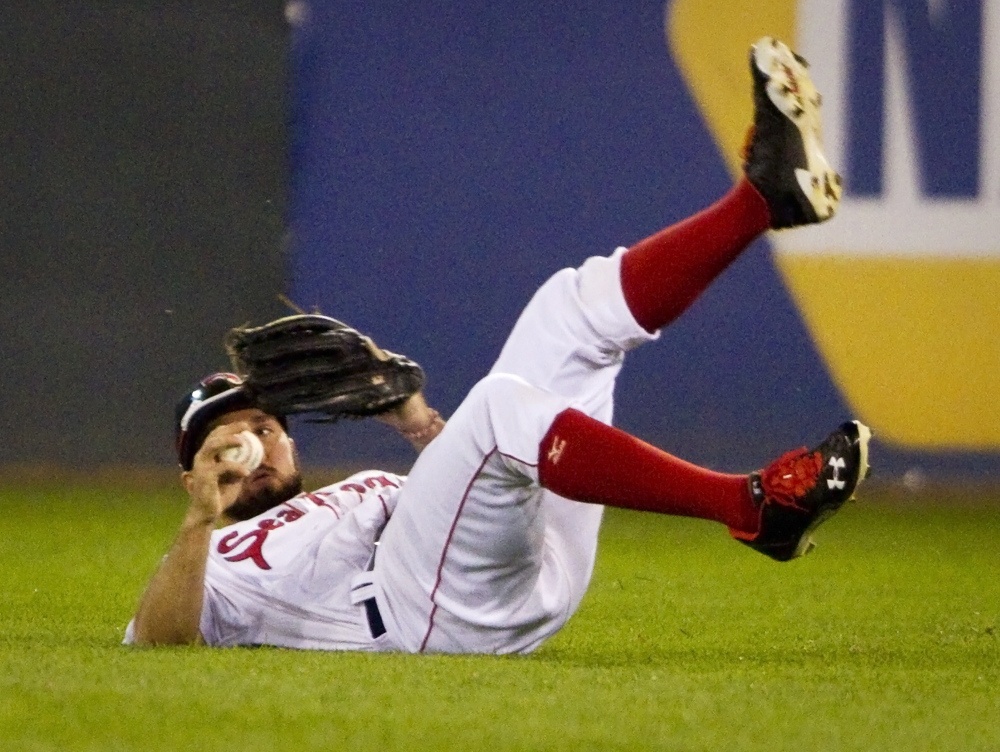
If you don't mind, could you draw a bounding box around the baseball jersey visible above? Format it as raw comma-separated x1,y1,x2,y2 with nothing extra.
124,470,405,650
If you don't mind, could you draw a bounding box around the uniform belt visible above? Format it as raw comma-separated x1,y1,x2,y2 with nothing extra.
362,541,386,638
363,597,386,638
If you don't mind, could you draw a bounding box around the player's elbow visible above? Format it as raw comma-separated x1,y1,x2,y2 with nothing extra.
129,617,204,647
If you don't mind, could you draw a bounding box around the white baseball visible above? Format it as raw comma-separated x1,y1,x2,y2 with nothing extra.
220,431,264,471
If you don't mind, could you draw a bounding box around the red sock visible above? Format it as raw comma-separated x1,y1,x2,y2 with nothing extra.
539,408,760,534
620,178,771,333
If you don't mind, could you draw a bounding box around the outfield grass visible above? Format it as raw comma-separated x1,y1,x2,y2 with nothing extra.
1,479,998,751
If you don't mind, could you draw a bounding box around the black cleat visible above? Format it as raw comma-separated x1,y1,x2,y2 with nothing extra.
743,37,842,229
731,421,872,561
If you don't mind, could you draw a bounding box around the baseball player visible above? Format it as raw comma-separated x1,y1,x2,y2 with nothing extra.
126,39,870,654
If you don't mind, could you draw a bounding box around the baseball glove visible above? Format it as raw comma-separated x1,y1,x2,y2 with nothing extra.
225,314,425,421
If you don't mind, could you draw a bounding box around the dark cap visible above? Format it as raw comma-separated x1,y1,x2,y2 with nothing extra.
174,372,255,471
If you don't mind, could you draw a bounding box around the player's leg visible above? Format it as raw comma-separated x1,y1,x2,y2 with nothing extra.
537,408,871,562
375,370,871,656
483,35,845,594
485,250,639,627
374,373,582,655
527,76,860,566
620,37,841,334
477,177,768,630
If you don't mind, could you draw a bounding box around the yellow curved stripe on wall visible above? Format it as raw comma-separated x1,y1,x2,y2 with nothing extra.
777,256,1000,449
667,0,797,177
669,0,1000,449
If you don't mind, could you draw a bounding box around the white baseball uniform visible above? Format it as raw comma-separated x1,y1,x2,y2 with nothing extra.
124,247,656,653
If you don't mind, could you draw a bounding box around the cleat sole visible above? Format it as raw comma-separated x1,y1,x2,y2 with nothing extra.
752,37,842,223
850,420,873,499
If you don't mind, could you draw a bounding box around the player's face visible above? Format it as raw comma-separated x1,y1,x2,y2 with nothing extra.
213,408,304,522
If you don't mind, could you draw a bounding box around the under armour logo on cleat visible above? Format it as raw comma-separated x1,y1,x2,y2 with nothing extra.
827,456,846,490
547,436,567,465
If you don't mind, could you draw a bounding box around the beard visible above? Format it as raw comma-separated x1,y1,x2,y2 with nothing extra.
225,471,304,522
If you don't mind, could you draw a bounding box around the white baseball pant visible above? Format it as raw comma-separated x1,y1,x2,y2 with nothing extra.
370,247,657,654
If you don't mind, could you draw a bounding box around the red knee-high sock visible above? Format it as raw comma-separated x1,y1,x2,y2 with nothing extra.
538,408,760,534
620,178,771,333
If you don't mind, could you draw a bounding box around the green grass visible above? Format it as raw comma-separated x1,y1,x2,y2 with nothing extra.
1,480,998,751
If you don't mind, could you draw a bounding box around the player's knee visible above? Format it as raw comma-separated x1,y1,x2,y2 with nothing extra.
465,374,571,456
468,373,539,412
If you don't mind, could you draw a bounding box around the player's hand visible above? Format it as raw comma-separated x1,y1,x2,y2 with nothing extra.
181,422,255,524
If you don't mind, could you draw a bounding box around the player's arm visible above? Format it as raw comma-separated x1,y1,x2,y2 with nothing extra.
130,425,250,646
376,391,446,452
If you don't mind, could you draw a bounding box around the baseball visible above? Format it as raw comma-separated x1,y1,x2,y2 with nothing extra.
220,431,264,471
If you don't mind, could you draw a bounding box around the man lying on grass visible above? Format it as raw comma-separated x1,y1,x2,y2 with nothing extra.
127,37,870,654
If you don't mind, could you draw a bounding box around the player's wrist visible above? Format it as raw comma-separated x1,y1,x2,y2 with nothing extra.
183,503,222,528
399,408,445,447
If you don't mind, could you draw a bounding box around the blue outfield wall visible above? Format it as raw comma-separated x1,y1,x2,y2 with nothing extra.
284,0,1000,479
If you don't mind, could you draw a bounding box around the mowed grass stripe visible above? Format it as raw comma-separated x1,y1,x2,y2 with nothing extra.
1,484,997,751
